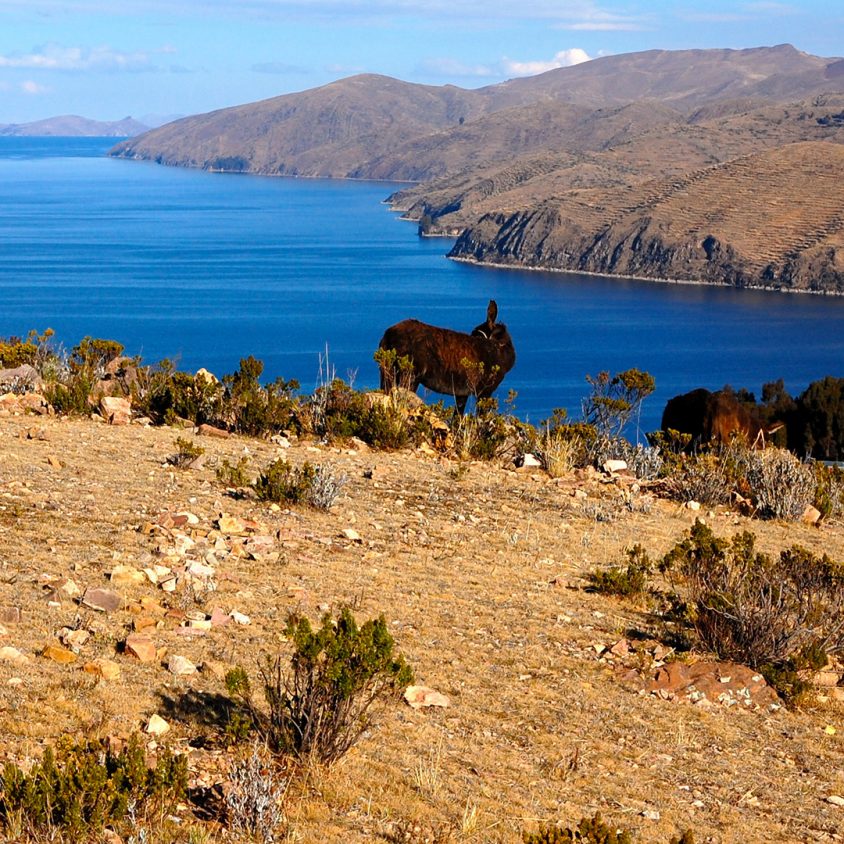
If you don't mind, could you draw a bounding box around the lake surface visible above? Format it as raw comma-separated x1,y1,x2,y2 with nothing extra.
2,136,844,436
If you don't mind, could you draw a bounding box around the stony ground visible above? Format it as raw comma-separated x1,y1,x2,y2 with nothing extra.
1,410,844,843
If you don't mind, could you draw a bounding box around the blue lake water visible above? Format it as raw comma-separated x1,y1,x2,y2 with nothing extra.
2,136,844,435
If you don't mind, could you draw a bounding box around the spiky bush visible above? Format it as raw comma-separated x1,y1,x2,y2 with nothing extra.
739,447,816,520
252,458,316,505
225,745,287,843
660,520,844,699
0,736,186,840
225,608,413,765
588,544,653,598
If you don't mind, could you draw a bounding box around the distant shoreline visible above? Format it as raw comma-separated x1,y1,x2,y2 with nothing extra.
449,255,844,297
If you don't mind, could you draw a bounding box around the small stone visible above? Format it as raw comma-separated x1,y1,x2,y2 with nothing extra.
125,633,157,663
516,453,542,470
230,610,251,625
58,578,82,598
42,644,77,664
46,454,63,470
60,628,90,651
573,489,588,500
83,659,121,681
602,459,628,474
145,714,170,736
209,607,230,627
686,500,702,511
404,685,450,709
197,423,229,438
109,565,146,587
0,646,28,664
827,795,844,807
802,505,822,525
341,528,362,542
218,514,248,535
82,587,123,613
641,810,661,821
0,607,21,625
168,655,197,676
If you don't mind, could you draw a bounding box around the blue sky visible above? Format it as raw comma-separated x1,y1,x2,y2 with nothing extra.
0,1,841,124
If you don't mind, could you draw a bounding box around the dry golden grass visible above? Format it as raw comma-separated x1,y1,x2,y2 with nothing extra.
1,413,844,842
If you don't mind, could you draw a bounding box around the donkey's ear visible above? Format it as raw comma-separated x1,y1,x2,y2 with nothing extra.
486,300,498,326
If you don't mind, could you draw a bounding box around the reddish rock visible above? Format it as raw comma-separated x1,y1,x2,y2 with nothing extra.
0,607,21,625
404,685,451,709
42,643,77,664
81,587,123,613
197,423,229,438
100,396,132,425
124,633,157,663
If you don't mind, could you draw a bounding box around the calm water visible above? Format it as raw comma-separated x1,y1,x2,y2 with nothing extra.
2,136,844,435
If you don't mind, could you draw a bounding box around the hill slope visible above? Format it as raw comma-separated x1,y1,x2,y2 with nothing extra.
110,45,842,180
450,141,844,293
0,115,148,137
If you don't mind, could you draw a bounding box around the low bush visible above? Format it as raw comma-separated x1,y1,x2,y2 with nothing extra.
665,453,732,506
216,456,252,489
738,447,815,520
167,436,205,469
308,463,348,510
0,735,186,840
225,608,413,765
253,458,316,505
588,544,653,598
225,745,288,843
660,520,844,700
522,811,695,844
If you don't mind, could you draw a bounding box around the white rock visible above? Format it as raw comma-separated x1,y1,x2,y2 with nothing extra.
686,500,702,511
602,459,627,474
168,655,197,676
404,685,450,709
827,795,844,808
230,610,251,626
145,714,170,736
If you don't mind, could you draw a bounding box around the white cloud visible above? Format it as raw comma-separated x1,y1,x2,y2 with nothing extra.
21,80,49,94
503,48,591,77
0,43,159,72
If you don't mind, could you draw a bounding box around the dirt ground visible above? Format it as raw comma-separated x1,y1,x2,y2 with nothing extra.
1,411,843,843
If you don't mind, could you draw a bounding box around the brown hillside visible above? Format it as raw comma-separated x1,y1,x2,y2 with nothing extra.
450,141,844,293
110,45,842,181
2,411,844,842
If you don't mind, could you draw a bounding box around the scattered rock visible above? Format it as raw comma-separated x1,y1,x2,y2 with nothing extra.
125,633,157,663
197,423,229,438
230,610,251,626
827,795,844,808
42,643,77,664
145,714,170,736
515,453,542,470
109,565,146,587
81,587,123,613
802,505,822,525
168,655,197,676
0,646,28,664
602,459,628,474
342,528,362,542
404,685,451,709
46,454,63,470
100,396,132,426
60,628,90,651
0,607,21,625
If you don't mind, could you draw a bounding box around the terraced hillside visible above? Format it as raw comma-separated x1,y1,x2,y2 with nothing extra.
450,141,844,293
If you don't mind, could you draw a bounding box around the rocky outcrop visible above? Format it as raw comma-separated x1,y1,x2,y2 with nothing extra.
450,142,844,294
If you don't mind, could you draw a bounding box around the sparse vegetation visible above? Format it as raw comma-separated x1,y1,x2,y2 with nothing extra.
225,608,413,765
588,544,653,598
168,436,205,469
0,736,186,841
225,745,288,843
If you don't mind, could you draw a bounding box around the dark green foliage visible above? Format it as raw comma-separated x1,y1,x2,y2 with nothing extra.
225,608,413,765
168,436,205,468
522,812,632,844
588,544,653,598
660,520,844,699
582,368,655,441
140,363,223,426
223,357,300,437
796,376,844,460
0,735,186,839
216,456,252,489
523,813,691,844
252,458,316,504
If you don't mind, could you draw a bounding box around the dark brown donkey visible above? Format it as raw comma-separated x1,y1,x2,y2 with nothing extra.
378,300,516,414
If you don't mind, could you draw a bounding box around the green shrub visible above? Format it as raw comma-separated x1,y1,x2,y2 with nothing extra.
0,735,186,840
660,520,844,699
588,544,653,598
225,608,413,765
167,436,205,469
523,814,693,844
252,458,316,504
216,456,252,489
224,357,299,437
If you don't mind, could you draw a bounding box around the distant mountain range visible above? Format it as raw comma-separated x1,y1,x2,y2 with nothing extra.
0,115,150,137
110,44,844,293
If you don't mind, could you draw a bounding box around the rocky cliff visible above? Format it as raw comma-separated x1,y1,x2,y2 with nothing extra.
450,142,844,293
